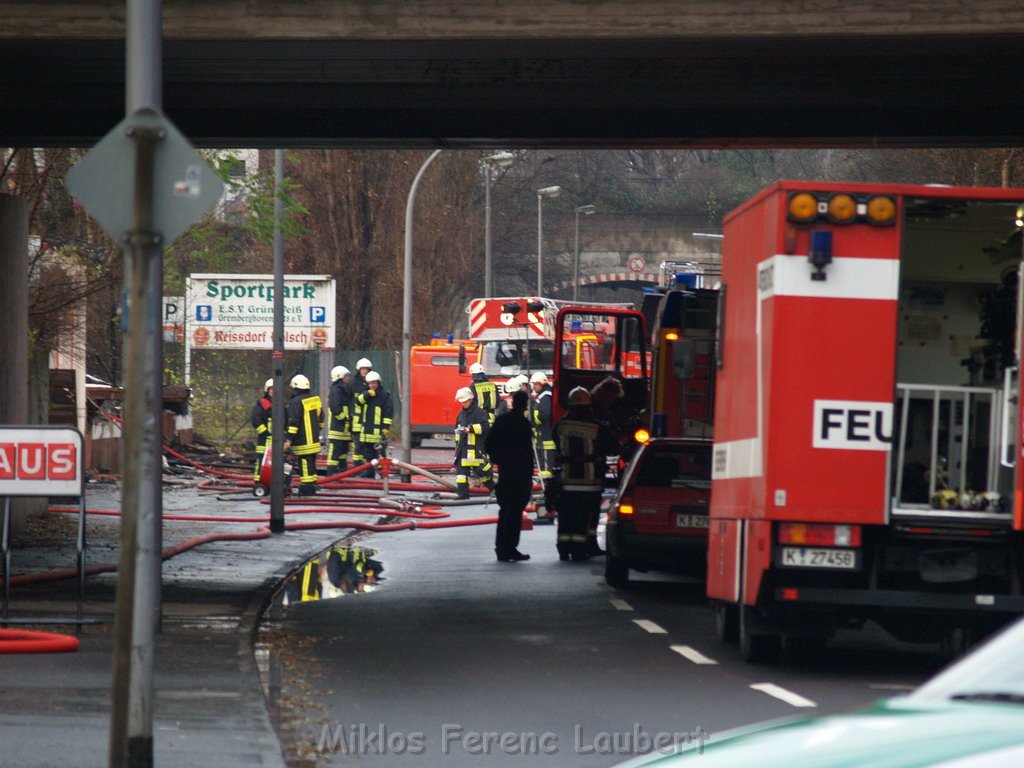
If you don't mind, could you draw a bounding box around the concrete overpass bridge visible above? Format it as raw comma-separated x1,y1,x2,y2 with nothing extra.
2,1,1024,148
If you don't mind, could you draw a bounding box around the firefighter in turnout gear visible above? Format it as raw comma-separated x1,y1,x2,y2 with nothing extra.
529,371,555,478
349,358,373,467
496,375,529,418
469,362,499,424
453,386,493,499
286,374,323,496
354,370,393,477
326,365,353,472
553,387,616,562
250,378,274,481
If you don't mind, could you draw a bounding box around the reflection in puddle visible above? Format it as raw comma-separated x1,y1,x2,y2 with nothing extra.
276,546,385,607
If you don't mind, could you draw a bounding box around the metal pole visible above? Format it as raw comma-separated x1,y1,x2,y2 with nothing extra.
401,150,442,469
110,2,162,766
537,193,543,296
573,210,580,302
270,149,286,534
484,163,492,298
2,498,10,624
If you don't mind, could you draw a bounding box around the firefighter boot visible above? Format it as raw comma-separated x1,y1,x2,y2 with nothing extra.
456,477,470,500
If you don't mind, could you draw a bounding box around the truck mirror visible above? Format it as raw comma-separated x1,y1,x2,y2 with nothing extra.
672,338,695,379
458,344,467,374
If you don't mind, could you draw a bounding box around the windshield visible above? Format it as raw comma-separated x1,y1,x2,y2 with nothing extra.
907,616,1024,704
479,340,554,377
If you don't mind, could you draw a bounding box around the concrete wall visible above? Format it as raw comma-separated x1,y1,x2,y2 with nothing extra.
4,1,1024,38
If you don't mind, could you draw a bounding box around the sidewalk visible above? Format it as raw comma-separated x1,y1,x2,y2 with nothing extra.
0,479,389,768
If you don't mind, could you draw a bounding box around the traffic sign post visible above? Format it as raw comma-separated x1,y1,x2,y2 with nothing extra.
65,98,225,768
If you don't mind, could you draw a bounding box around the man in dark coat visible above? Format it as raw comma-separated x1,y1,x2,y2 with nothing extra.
485,389,534,562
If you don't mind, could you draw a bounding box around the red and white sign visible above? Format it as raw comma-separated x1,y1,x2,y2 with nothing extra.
0,427,84,497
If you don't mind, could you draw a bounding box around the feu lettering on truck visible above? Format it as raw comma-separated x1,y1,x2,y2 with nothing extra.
812,400,892,451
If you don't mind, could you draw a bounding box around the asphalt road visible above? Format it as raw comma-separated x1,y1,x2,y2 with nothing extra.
262,494,951,768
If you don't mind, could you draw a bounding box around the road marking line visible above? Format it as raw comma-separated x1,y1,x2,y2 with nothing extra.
609,598,634,611
670,644,718,665
632,619,668,634
749,682,817,708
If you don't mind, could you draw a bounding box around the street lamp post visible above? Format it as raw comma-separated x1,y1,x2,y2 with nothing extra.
401,149,442,471
536,185,561,296
483,152,514,298
573,204,596,301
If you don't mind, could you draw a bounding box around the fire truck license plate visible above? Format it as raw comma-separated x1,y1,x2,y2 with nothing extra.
676,514,709,529
780,547,856,569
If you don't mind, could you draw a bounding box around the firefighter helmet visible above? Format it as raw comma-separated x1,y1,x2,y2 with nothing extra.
331,365,350,381
365,371,382,383
290,374,310,390
567,387,592,406
264,378,274,390
530,371,548,384
356,358,373,370
504,375,527,395
469,362,485,375
455,386,475,403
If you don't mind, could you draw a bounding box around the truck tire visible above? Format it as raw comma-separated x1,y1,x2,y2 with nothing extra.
605,555,630,589
713,603,739,643
739,606,780,663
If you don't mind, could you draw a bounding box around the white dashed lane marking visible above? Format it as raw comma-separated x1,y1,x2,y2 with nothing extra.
670,645,718,665
749,682,817,708
632,619,668,634
609,598,634,611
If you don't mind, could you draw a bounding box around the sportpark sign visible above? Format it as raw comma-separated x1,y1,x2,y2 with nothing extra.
185,273,337,350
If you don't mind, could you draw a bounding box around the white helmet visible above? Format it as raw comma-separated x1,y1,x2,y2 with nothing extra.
469,362,485,375
455,386,475,403
356,358,373,370
331,365,350,381
365,371,382,383
530,371,548,384
568,386,592,406
504,375,527,395
264,378,274,390
290,374,310,390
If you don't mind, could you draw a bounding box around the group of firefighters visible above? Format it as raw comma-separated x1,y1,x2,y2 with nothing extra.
248,357,394,496
249,358,626,562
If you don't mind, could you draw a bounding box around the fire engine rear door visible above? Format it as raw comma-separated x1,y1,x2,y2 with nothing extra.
552,307,648,425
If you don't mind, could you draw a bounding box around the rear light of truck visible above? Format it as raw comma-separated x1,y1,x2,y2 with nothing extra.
617,497,634,516
633,428,650,445
778,523,861,547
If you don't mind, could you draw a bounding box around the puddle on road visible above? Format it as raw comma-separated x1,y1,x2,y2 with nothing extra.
272,545,385,609
255,545,387,767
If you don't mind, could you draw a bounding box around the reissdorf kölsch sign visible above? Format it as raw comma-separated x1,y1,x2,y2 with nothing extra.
185,274,336,350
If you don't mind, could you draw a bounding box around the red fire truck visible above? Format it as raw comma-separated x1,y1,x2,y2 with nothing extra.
709,181,1024,660
408,297,629,445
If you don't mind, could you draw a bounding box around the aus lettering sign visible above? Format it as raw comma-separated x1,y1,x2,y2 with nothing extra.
185,273,336,350
0,427,85,497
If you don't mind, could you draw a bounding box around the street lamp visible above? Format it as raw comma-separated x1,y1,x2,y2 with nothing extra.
401,149,442,470
536,185,561,296
573,204,596,301
483,152,514,298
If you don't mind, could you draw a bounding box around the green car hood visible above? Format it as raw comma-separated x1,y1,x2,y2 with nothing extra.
618,699,1024,768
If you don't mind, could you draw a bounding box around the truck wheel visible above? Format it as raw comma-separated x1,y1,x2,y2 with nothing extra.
713,603,739,643
252,484,268,498
605,555,630,589
739,606,780,663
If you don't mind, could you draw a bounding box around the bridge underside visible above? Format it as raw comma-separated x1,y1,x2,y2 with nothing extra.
2,33,1023,148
